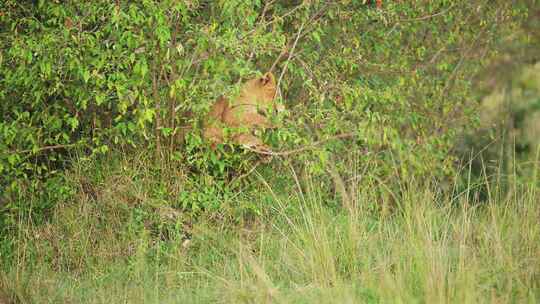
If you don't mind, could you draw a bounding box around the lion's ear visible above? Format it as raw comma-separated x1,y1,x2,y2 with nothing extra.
260,72,275,86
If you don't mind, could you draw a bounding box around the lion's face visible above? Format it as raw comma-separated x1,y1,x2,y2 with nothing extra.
240,72,283,113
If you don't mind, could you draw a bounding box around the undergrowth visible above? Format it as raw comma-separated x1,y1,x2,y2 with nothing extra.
0,151,538,304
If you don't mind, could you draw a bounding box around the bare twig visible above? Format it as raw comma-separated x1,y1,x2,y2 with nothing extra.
442,27,488,95
244,132,356,156
268,46,289,74
7,143,80,155
240,2,306,40
230,158,267,185
326,157,352,210
153,63,162,159
277,21,305,97
399,5,454,22
248,0,276,62
271,2,332,74
169,12,181,150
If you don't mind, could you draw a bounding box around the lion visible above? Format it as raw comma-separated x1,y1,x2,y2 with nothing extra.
202,72,284,151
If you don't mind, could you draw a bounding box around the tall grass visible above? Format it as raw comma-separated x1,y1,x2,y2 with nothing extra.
0,152,538,303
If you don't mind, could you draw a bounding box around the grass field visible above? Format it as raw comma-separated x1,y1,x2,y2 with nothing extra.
1,152,539,304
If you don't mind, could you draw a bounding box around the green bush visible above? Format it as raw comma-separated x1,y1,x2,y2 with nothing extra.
0,1,532,210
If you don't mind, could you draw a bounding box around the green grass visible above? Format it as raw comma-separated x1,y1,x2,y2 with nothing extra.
0,152,539,304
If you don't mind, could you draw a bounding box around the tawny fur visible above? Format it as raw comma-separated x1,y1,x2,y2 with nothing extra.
203,72,283,150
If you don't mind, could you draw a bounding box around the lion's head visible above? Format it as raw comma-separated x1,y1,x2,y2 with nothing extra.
203,71,285,150
237,72,283,113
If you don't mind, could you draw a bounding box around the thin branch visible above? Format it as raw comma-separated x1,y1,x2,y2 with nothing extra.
245,132,356,156
442,27,488,95
271,2,332,74
230,158,267,185
277,21,305,95
240,2,306,40
268,46,289,74
399,5,454,22
248,0,276,62
7,143,80,155
326,156,352,211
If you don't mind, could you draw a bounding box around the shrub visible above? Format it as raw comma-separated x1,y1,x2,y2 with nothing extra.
0,1,533,210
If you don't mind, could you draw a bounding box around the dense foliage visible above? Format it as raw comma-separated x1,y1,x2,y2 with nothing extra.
0,1,534,209
1,2,539,302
